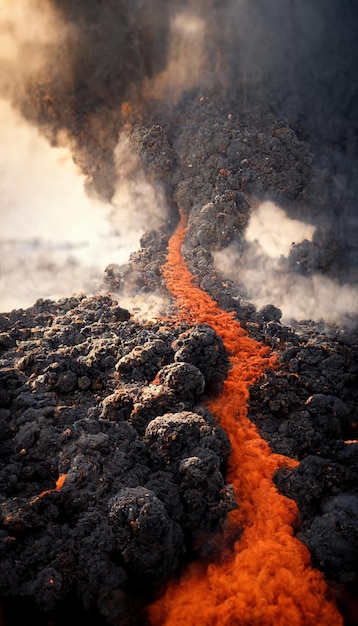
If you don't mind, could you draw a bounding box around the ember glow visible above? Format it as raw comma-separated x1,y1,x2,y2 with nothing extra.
147,211,342,625
30,473,67,506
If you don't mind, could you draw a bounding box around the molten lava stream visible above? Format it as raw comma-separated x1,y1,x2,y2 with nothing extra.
146,211,342,626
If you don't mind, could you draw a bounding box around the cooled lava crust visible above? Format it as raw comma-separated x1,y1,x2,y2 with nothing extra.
0,295,236,625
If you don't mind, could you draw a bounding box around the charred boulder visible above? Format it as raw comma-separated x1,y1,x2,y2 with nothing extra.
172,324,230,393
144,411,235,534
115,339,174,383
109,487,184,582
298,493,358,587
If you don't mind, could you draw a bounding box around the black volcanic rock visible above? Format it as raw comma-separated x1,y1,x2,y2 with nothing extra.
115,339,174,383
299,492,358,584
0,295,234,624
108,486,184,581
172,324,230,392
275,448,358,588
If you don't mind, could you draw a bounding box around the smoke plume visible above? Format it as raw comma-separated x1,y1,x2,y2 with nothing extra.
1,0,357,310
0,99,166,311
214,201,358,324
0,3,357,623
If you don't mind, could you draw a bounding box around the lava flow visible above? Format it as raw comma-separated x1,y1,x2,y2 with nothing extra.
146,210,343,626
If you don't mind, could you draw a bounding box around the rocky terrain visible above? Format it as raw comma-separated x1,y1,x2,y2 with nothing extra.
1,1,357,624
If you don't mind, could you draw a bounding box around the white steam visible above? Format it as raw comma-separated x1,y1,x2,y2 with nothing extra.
245,202,315,258
117,291,171,323
0,0,71,99
143,8,207,101
214,201,358,324
0,100,167,312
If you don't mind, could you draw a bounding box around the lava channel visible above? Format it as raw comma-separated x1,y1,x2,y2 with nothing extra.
146,210,343,626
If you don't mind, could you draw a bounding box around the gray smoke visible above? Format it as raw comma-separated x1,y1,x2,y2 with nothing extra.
1,0,357,311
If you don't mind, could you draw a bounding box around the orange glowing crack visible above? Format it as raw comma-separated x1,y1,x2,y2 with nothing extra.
30,473,67,505
146,210,342,626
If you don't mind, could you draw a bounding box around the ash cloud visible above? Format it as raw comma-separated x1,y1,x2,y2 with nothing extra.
3,0,358,185
1,0,172,200
1,0,357,310
214,201,358,324
0,100,167,312
209,0,358,146
0,0,70,94
213,0,358,282
0,1,170,313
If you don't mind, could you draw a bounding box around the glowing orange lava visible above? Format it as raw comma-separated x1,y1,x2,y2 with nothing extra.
30,473,67,505
146,210,342,626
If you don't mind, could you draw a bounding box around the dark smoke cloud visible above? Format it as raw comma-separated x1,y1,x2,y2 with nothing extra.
9,1,357,143
210,0,358,279
11,0,358,179
11,0,170,199
4,0,358,278
212,0,358,147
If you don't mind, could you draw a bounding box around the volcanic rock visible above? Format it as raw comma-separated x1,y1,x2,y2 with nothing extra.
0,295,234,624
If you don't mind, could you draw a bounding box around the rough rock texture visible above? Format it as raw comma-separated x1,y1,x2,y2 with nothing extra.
1,96,357,626
0,296,234,625
105,91,356,330
247,323,358,604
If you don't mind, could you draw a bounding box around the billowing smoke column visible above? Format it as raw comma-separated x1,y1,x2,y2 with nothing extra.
0,0,171,199
3,0,358,185
0,0,171,311
2,0,357,289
